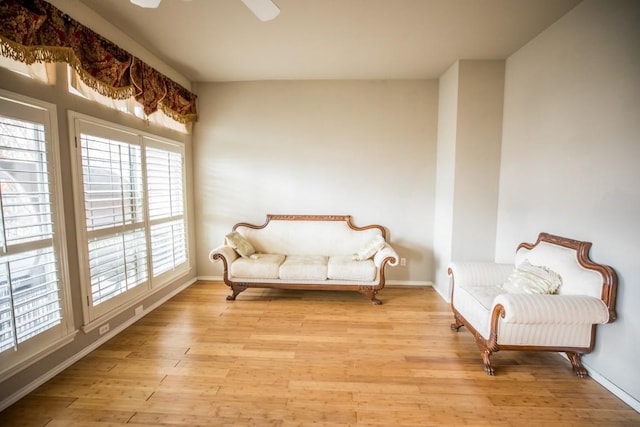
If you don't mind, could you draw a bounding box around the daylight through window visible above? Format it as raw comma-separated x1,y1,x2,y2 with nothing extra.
71,115,189,323
0,91,73,376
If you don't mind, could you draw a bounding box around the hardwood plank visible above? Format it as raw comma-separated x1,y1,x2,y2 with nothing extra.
1,283,638,426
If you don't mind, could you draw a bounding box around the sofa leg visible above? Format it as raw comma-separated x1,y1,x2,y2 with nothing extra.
226,284,248,301
566,352,588,378
358,288,383,305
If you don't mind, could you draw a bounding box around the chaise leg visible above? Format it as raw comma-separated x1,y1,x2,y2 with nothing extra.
450,316,464,332
566,352,588,378
480,348,495,376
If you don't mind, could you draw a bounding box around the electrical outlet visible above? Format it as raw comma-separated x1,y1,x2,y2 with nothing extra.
99,323,110,335
400,258,407,266
135,305,143,316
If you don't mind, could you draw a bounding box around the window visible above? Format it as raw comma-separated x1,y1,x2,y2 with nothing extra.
146,140,187,277
0,90,74,378
70,114,189,325
0,56,53,84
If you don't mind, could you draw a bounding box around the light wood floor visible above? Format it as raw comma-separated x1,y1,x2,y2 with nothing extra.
1,282,638,426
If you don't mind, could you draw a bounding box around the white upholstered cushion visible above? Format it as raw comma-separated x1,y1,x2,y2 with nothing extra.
452,286,494,339
352,235,386,261
502,259,562,295
237,220,381,255
230,254,285,279
328,256,377,281
493,293,610,324
279,255,328,280
515,242,603,298
373,245,400,267
448,262,514,289
225,231,256,258
496,323,595,347
209,245,238,263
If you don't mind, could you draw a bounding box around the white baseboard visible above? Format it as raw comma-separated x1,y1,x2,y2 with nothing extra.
197,275,223,281
587,365,640,412
386,280,433,287
0,277,197,412
431,283,451,303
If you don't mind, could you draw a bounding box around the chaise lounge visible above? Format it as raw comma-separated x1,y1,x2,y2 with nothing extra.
448,232,618,377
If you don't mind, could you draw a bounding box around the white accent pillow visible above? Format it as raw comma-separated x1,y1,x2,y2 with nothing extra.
503,259,562,295
225,231,256,258
352,234,386,261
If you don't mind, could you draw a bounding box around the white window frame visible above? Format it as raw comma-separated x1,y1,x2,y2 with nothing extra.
68,112,190,329
0,89,75,381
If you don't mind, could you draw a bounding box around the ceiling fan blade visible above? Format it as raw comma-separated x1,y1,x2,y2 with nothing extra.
130,0,280,21
131,0,162,8
240,0,280,21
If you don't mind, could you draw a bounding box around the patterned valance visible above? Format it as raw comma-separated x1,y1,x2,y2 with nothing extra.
0,0,197,124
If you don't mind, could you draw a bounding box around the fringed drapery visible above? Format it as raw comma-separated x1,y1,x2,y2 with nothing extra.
0,0,197,124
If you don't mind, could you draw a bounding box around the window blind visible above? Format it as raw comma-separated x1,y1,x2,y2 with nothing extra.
71,116,189,323
146,145,187,277
79,133,148,308
0,115,62,353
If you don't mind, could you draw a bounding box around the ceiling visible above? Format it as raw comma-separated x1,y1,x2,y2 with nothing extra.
78,0,581,83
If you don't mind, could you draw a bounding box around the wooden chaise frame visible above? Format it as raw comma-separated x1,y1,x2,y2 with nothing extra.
449,233,618,377
211,214,398,304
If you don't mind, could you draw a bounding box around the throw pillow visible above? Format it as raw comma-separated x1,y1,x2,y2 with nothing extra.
502,259,562,295
352,234,386,261
225,231,256,258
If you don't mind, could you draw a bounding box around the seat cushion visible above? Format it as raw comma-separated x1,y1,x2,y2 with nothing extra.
279,255,328,280
328,255,376,281
230,253,285,279
453,285,507,339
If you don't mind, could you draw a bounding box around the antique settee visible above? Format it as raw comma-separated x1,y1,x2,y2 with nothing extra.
209,215,399,304
448,232,617,377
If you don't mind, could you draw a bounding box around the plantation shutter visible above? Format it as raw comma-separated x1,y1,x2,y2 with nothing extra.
146,141,187,279
77,125,148,311
71,116,190,323
0,97,68,356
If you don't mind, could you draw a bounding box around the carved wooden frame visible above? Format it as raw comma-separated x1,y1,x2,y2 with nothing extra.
211,214,397,305
449,232,618,377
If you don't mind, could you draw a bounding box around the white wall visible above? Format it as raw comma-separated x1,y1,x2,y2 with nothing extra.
452,61,504,262
433,60,504,299
193,80,438,283
433,63,459,297
497,0,640,405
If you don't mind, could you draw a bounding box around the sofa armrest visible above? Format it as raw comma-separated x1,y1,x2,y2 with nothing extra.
373,244,399,267
209,245,239,264
493,293,610,324
448,262,513,289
